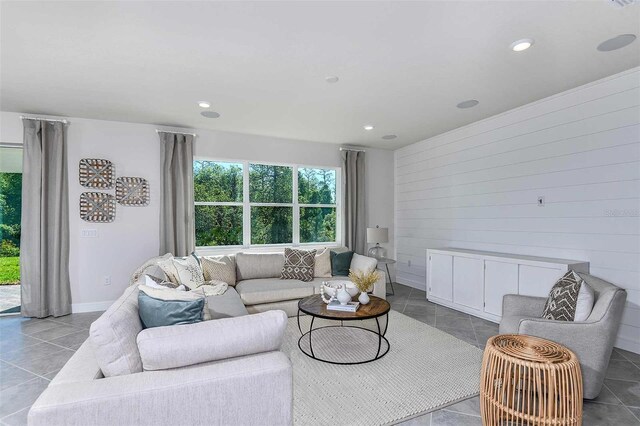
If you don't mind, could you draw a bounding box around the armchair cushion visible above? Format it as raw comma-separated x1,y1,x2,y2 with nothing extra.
136,310,288,371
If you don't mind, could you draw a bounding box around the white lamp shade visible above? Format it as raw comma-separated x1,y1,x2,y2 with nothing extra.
366,227,389,244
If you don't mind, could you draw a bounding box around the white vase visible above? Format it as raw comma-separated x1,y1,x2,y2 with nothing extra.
345,283,359,298
337,286,352,305
358,291,370,305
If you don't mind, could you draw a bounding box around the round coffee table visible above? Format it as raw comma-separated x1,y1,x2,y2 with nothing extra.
296,294,390,365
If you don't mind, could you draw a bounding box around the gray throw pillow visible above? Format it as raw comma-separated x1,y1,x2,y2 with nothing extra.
281,248,316,282
138,292,204,329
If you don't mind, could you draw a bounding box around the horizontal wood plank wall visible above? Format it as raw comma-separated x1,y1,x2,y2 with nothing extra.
394,67,640,353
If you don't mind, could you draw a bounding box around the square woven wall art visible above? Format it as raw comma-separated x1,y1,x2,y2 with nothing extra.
79,158,115,188
80,192,116,223
116,177,149,206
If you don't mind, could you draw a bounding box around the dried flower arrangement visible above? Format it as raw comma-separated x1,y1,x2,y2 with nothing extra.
348,269,381,293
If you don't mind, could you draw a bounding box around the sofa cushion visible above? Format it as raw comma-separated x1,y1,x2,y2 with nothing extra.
281,248,316,281
236,279,314,305
236,252,285,280
314,248,332,278
330,250,353,276
206,287,249,319
89,285,143,377
201,255,237,286
350,253,378,275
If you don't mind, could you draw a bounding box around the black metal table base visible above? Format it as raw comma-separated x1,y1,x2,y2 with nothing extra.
296,312,390,365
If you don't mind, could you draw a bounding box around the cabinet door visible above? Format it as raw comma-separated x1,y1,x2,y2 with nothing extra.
428,253,453,302
519,265,563,298
453,256,484,311
484,261,519,317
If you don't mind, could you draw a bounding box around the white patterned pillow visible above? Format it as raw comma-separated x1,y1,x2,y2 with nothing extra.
158,256,205,290
281,248,316,282
201,255,236,286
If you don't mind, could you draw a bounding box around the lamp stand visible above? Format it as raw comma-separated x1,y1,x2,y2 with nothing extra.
368,243,386,259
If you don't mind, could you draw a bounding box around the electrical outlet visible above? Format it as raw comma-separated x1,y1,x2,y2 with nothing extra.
408,259,412,267
103,276,111,286
537,196,545,207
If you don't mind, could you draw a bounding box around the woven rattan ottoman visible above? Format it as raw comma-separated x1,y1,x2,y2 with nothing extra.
480,334,583,426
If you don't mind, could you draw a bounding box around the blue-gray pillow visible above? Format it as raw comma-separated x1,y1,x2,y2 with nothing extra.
138,292,204,329
330,251,354,276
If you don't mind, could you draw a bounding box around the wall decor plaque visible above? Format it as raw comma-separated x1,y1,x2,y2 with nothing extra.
79,158,114,188
80,192,116,223
116,177,149,206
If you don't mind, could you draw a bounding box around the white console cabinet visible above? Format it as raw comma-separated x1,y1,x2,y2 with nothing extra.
426,248,589,323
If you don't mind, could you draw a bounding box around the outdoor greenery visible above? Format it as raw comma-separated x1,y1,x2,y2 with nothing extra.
0,172,22,284
194,161,336,246
0,257,20,285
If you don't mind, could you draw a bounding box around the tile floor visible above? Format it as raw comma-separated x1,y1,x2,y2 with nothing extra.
0,284,638,425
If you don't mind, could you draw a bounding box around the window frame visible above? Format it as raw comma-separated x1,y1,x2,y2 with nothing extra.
194,157,341,252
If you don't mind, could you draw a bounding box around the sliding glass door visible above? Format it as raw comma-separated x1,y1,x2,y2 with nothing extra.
0,144,22,315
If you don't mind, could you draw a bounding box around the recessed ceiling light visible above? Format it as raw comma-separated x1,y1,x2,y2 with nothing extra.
597,34,636,52
364,125,374,131
201,111,220,118
456,99,479,109
382,135,397,140
198,101,211,108
325,76,339,83
510,38,534,52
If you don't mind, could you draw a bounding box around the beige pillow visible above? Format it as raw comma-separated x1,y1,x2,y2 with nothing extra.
201,255,236,286
158,256,204,290
314,248,332,278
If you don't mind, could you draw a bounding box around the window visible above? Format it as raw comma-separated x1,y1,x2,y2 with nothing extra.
194,160,339,247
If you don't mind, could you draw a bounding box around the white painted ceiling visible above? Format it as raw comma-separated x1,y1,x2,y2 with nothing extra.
1,1,639,149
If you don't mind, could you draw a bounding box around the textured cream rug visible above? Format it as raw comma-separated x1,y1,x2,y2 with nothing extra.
281,310,483,426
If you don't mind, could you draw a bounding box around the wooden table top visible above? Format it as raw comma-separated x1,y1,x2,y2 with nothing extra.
298,294,390,320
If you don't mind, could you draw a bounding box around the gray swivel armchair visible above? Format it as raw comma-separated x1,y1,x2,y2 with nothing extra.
499,272,627,399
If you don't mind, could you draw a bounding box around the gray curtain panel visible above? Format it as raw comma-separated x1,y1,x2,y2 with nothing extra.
20,119,71,317
159,132,195,257
342,150,366,255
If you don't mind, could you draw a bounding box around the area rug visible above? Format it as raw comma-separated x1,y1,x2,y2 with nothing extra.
281,310,483,426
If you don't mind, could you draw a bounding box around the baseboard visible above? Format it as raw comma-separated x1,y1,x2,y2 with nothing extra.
72,300,113,313
614,335,640,355
395,277,426,291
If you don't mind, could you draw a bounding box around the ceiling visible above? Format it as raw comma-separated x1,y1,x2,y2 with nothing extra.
1,1,639,149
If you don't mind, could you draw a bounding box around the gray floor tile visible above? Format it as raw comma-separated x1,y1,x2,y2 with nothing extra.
582,400,640,425
0,334,40,355
409,289,427,300
617,349,640,365
403,305,436,325
28,324,81,342
591,383,624,406
605,379,640,407
629,407,640,422
0,362,38,391
405,298,437,311
0,378,49,418
469,316,498,329
435,315,472,330
48,311,103,329
442,396,480,416
397,413,431,425
7,348,74,376
47,329,89,350
431,409,482,426
42,370,60,381
606,359,640,382
15,320,60,336
0,407,29,426
0,342,64,364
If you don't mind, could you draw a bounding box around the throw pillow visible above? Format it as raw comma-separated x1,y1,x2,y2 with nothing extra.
314,248,332,278
144,274,180,289
201,255,236,286
138,285,211,321
350,253,378,275
158,256,205,290
330,250,354,276
574,278,595,322
281,248,317,281
138,291,204,329
129,252,173,286
542,271,593,321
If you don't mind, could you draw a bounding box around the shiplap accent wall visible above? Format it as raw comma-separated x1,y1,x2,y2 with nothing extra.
394,67,640,353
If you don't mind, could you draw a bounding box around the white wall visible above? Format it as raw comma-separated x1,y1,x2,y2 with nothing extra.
0,112,394,311
394,67,640,353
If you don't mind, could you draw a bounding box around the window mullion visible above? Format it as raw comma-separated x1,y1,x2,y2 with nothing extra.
293,165,299,246
242,161,250,247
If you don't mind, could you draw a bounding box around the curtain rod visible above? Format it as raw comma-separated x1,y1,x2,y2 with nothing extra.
156,129,197,137
339,147,366,152
20,116,69,124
